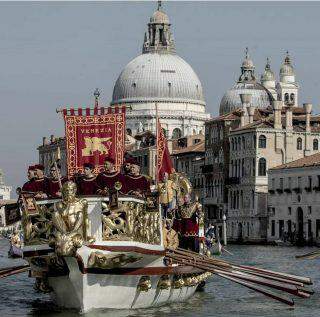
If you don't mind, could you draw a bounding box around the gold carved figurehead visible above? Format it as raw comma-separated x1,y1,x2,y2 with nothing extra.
50,181,89,257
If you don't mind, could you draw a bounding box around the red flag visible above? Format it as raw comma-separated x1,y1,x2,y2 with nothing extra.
157,119,173,182
63,107,126,178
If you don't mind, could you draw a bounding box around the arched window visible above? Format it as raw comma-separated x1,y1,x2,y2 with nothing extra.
258,135,266,148
290,93,295,102
284,93,289,102
172,128,182,139
242,136,246,150
297,137,302,150
313,139,318,151
258,158,267,176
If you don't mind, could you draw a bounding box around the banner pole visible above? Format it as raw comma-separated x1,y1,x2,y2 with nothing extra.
155,102,159,186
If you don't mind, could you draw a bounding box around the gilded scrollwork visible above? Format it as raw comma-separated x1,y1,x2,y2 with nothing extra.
102,200,161,244
87,251,142,269
22,204,53,245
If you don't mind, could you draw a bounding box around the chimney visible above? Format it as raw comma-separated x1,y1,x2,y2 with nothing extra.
285,106,293,131
273,100,283,129
304,103,312,132
247,105,255,124
42,137,48,146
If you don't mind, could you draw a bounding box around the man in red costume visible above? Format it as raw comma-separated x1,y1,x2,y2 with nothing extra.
44,163,67,198
96,157,126,195
76,163,99,195
22,165,36,193
125,158,150,197
33,164,48,199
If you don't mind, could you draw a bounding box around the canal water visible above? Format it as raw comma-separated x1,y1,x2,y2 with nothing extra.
0,238,319,317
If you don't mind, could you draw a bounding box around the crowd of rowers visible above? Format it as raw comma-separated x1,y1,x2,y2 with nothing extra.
20,157,150,199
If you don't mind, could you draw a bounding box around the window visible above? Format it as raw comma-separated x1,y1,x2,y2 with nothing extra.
308,176,312,189
288,207,292,215
258,135,266,148
290,93,295,102
297,138,302,150
284,93,289,102
313,139,318,151
258,158,267,176
308,206,312,215
242,136,246,150
279,178,284,190
271,220,275,236
288,177,292,189
272,178,275,189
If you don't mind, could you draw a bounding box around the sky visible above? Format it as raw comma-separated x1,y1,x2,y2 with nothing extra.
1,1,320,190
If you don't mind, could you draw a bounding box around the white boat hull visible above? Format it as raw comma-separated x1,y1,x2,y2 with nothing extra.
47,256,199,312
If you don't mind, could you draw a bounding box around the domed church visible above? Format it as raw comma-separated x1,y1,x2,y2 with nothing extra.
219,49,299,115
111,2,210,139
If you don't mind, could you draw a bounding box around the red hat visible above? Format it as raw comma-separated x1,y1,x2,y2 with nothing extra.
104,156,115,164
28,165,35,171
34,164,44,171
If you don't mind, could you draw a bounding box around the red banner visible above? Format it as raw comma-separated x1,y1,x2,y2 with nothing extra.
157,119,173,182
64,106,126,177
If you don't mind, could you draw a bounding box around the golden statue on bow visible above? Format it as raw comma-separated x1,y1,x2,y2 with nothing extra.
50,181,89,256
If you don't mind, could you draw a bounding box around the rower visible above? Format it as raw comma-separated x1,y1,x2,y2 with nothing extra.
96,157,126,195
122,157,132,176
44,163,67,199
158,172,177,219
76,163,99,195
33,164,48,199
22,165,36,193
125,158,150,197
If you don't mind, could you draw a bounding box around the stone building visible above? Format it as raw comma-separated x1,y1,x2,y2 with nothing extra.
268,153,320,245
203,50,320,242
0,169,13,227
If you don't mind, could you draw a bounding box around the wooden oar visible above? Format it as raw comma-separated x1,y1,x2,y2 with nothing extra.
217,273,294,306
172,248,312,285
167,253,296,306
167,252,305,298
0,264,30,278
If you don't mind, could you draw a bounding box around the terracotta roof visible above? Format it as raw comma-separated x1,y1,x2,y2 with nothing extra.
172,141,204,155
271,152,320,170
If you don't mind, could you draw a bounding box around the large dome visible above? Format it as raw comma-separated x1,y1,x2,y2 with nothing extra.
111,52,205,105
219,82,273,115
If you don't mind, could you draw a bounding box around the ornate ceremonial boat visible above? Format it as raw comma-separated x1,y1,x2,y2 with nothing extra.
20,181,209,312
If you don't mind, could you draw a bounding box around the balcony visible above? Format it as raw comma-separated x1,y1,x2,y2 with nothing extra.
226,177,240,185
293,187,302,194
313,186,320,192
276,188,284,194
305,186,312,193
268,189,275,194
284,188,292,193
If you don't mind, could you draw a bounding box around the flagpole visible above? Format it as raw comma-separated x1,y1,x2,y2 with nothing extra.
155,102,159,186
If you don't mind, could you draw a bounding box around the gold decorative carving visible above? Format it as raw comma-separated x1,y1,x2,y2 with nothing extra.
102,201,161,244
157,275,171,290
137,276,152,292
22,204,53,245
50,181,89,257
172,275,185,289
87,251,142,269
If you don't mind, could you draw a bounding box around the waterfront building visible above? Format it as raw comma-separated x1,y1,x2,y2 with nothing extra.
267,153,320,245
0,169,13,227
203,51,320,242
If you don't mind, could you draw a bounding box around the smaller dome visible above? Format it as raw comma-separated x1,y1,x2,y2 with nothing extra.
219,82,273,115
280,52,294,76
242,58,254,68
150,10,169,24
261,58,275,82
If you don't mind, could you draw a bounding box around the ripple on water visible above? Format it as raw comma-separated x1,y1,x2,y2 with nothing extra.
0,239,319,317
